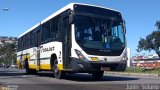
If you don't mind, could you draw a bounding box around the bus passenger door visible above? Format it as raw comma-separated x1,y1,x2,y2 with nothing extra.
35,30,41,70
62,17,71,69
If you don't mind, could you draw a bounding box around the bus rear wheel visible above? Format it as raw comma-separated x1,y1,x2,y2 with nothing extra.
52,60,65,79
92,71,104,80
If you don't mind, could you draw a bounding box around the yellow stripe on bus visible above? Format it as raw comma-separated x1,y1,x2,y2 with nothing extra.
40,64,51,70
29,64,63,70
58,64,63,70
29,64,36,69
23,55,27,61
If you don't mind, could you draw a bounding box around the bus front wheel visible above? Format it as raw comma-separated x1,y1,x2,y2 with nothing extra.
92,71,104,80
52,60,65,79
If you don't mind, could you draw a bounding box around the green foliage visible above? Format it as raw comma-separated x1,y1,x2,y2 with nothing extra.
155,20,160,30
125,67,145,73
0,43,17,65
137,21,160,57
126,67,160,74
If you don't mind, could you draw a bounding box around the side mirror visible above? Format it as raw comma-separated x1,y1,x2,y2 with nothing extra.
69,14,74,24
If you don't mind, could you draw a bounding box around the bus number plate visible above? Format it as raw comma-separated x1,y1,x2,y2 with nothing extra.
101,67,110,71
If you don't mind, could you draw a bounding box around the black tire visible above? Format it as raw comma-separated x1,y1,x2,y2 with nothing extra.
25,60,37,75
92,71,104,80
115,63,127,71
52,60,65,79
121,63,127,71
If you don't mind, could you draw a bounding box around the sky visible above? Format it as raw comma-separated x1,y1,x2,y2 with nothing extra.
0,0,160,56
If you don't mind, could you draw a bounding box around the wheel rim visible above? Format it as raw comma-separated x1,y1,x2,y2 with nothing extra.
54,64,58,75
53,60,59,77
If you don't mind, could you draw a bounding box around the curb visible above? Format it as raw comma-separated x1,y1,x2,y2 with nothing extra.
105,71,160,77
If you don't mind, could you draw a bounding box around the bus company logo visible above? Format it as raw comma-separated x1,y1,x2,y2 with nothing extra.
41,47,54,52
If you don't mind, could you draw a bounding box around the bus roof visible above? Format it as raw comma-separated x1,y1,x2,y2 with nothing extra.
18,3,121,38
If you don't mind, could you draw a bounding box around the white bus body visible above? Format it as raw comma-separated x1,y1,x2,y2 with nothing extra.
17,3,127,79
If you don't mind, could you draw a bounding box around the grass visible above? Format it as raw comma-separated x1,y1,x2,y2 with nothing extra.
125,67,160,74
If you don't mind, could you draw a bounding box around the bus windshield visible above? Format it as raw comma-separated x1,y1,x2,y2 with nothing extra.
75,15,125,51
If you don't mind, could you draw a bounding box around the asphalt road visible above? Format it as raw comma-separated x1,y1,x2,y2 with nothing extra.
1,68,160,90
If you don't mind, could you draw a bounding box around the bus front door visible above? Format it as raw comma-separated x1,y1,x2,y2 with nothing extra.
62,17,71,69
35,30,41,70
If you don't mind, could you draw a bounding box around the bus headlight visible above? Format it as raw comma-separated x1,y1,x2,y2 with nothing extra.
122,57,128,61
75,49,88,62
122,52,128,61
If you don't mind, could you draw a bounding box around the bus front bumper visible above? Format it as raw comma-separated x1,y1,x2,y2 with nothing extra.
68,58,127,72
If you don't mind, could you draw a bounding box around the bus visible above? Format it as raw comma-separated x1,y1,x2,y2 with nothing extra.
17,3,127,80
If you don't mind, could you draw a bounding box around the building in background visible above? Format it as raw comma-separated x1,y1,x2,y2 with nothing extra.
131,54,160,69
0,36,17,44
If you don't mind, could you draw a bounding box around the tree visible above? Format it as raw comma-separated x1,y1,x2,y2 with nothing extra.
137,21,160,58
155,20,160,30
0,43,17,65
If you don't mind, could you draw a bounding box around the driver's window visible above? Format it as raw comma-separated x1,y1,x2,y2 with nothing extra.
111,23,124,44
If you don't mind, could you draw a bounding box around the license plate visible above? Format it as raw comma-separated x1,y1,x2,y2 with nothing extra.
101,67,110,71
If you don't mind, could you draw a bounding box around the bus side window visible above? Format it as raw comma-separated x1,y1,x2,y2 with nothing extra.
51,16,60,40
18,38,21,51
21,36,24,50
30,30,35,47
26,33,30,48
41,21,51,43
